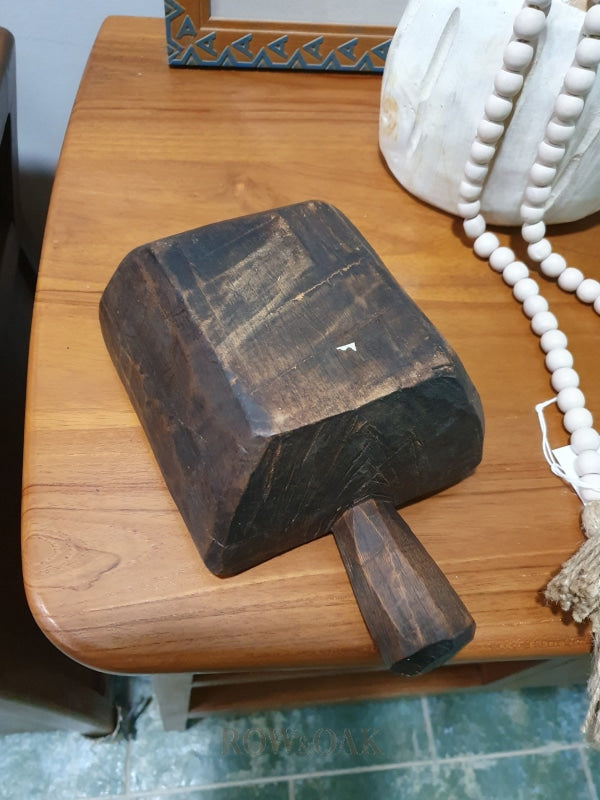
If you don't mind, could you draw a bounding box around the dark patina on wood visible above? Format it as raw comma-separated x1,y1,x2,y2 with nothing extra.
100,200,484,674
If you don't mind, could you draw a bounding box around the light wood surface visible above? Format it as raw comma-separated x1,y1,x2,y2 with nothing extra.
22,17,599,677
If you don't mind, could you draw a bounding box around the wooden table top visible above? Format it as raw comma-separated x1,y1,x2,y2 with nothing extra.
22,16,599,675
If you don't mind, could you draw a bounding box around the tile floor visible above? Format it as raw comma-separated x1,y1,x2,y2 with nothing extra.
0,677,599,799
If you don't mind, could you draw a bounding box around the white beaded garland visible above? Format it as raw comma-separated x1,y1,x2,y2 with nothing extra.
524,184,552,204
545,120,576,145
540,252,567,278
554,93,585,122
584,4,600,35
576,279,600,304
513,6,546,38
488,246,515,272
579,475,600,503
537,140,566,166
459,0,600,505
551,366,580,392
463,214,487,239
571,427,600,454
521,221,546,243
473,232,499,258
557,267,584,292
575,37,600,68
457,200,481,218
564,407,594,434
484,94,514,122
470,140,496,164
459,180,482,201
520,203,546,224
574,450,600,478
502,260,529,286
523,293,549,317
531,309,558,334
556,386,585,412
527,238,552,262
494,69,524,97
545,348,573,372
464,160,489,183
513,277,539,302
564,66,597,95
503,40,534,70
477,118,504,143
529,162,557,187
540,329,568,353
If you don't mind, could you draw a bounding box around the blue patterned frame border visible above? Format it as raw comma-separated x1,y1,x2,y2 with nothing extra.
165,1,393,72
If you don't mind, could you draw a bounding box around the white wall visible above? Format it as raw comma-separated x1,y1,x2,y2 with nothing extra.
0,0,164,255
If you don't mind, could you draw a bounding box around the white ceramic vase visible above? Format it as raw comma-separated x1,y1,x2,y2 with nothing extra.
379,0,600,225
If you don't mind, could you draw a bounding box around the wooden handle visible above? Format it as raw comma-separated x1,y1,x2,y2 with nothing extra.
331,498,475,676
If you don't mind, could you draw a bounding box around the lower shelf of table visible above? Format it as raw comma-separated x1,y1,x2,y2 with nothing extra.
152,656,590,731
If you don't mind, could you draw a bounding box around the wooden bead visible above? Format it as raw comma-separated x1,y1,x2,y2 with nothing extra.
521,221,546,243
529,162,557,187
474,232,499,258
580,475,600,503
459,180,482,202
503,40,534,71
502,261,529,287
576,37,600,68
513,277,539,302
574,450,600,478
527,239,552,262
463,214,486,239
484,94,513,122
564,407,594,434
554,93,585,123
563,66,597,96
571,427,600,454
523,294,548,318
494,69,524,97
470,140,496,164
524,185,552,205
520,203,545,224
488,246,515,272
546,348,573,373
464,160,489,183
537,140,565,166
584,5,600,35
557,267,584,292
458,199,481,218
477,118,504,143
556,386,585,413
551,367,579,392
546,120,576,145
540,253,566,278
531,310,558,335
540,329,568,353
513,7,546,39
576,278,600,304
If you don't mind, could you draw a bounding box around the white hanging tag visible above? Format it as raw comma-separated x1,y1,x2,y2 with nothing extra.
535,398,589,502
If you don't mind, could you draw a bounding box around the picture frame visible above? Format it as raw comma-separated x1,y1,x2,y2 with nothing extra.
164,0,395,72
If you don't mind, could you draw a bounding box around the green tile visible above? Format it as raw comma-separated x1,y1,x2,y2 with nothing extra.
293,749,592,800
128,691,430,792
0,730,127,800
581,744,600,794
428,686,588,757
459,749,592,800
294,764,468,800
142,784,289,800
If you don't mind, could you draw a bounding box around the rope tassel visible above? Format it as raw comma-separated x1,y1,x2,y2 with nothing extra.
545,500,600,744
